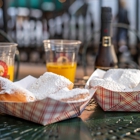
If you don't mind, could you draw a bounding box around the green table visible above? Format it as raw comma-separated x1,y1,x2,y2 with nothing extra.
0,99,140,140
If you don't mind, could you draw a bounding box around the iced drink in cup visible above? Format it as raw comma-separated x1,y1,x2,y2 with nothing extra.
0,43,17,81
43,40,81,82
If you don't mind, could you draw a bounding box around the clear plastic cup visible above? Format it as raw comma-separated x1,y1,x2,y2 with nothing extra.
43,40,81,82
0,43,17,81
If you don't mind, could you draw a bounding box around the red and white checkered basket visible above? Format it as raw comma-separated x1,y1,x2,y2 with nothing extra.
0,97,92,125
86,69,140,112
0,76,94,125
0,98,90,125
95,87,140,111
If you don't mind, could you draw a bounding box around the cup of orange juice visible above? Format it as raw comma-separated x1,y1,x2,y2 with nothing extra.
0,43,17,81
43,40,81,82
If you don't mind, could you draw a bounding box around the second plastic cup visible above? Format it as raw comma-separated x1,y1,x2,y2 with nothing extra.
0,43,17,81
43,40,81,82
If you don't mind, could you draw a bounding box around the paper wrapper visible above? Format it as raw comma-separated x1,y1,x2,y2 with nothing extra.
86,69,140,112
0,76,95,125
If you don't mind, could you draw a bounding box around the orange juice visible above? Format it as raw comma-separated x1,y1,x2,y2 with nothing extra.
0,60,14,81
8,65,14,81
46,62,77,82
0,65,14,81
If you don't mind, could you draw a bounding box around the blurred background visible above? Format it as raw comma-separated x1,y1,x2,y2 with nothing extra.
0,0,140,79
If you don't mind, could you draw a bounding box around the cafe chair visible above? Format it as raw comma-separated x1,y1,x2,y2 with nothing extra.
82,23,140,76
0,29,20,81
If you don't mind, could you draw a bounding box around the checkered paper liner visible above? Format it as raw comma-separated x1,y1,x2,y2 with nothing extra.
0,76,94,125
0,97,92,125
94,87,140,111
86,69,140,112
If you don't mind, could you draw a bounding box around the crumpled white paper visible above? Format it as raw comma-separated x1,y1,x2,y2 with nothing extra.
14,75,37,89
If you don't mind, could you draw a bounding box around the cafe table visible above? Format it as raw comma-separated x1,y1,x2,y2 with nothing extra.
0,78,140,140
